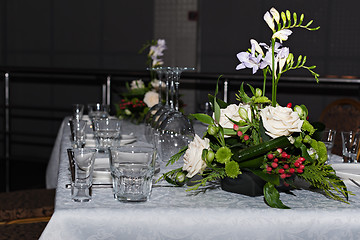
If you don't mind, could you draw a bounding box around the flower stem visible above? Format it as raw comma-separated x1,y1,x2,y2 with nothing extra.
262,69,267,96
271,38,276,107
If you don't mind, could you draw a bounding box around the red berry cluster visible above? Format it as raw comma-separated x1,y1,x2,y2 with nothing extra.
233,124,249,141
119,99,145,110
265,148,305,179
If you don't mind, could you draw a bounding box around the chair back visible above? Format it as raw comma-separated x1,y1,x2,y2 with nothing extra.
319,98,360,156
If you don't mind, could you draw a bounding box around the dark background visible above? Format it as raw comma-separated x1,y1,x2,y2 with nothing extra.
0,0,359,191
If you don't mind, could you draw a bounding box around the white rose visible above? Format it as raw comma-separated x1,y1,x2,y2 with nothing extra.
260,105,304,138
143,91,159,108
130,79,145,90
183,134,209,178
214,103,251,129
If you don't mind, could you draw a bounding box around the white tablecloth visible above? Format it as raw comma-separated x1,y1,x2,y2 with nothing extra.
41,118,360,240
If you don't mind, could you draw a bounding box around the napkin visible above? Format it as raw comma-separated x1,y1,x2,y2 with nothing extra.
85,134,136,147
331,163,360,181
93,158,112,184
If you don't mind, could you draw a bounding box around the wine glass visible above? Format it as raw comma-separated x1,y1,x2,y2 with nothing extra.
154,67,195,162
144,67,167,142
321,129,336,163
146,68,173,142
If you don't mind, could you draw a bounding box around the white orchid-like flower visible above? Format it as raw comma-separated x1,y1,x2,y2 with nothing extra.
236,39,263,74
149,39,167,67
272,29,292,43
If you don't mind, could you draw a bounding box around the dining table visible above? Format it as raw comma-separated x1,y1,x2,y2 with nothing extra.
40,116,360,240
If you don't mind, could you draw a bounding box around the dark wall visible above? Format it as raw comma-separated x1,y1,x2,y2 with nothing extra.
199,0,360,78
1,0,154,70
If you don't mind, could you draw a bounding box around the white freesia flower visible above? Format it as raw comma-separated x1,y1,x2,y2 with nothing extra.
277,47,290,73
270,7,280,24
250,39,264,56
130,79,145,90
214,103,251,129
260,105,304,138
151,79,166,90
149,39,167,67
183,134,209,178
264,11,275,31
143,91,159,108
272,29,292,43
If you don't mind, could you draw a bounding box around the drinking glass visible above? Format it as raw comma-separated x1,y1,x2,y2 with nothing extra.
93,118,122,151
144,67,167,143
72,104,84,121
69,119,87,148
87,103,110,120
321,129,336,163
153,67,195,162
341,131,360,163
71,148,97,202
109,144,156,202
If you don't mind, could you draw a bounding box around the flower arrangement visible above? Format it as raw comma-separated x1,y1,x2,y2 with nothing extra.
160,7,350,209
115,39,167,124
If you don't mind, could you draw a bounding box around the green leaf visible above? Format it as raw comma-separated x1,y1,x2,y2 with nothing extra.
250,169,279,186
237,156,264,168
299,143,314,164
208,94,229,109
190,113,214,125
214,98,220,124
263,182,290,209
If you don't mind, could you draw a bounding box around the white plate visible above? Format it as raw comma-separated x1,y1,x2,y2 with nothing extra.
85,134,136,147
331,163,360,181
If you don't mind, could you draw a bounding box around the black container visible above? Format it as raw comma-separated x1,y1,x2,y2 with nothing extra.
220,171,266,197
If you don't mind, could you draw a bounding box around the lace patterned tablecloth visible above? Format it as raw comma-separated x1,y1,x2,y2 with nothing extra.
41,118,360,240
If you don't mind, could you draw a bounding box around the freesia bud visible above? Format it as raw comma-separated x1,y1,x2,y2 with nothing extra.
238,107,249,120
270,8,280,24
264,11,275,31
294,105,306,119
255,88,262,97
286,53,294,64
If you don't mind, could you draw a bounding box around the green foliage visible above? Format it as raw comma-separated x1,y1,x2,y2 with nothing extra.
300,164,351,203
264,182,290,209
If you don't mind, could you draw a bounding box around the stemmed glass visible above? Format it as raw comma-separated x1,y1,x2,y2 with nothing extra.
154,67,195,162
321,129,336,163
144,67,167,142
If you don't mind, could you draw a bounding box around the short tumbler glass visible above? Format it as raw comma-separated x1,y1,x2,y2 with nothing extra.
109,144,156,202
71,148,97,202
93,118,122,150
